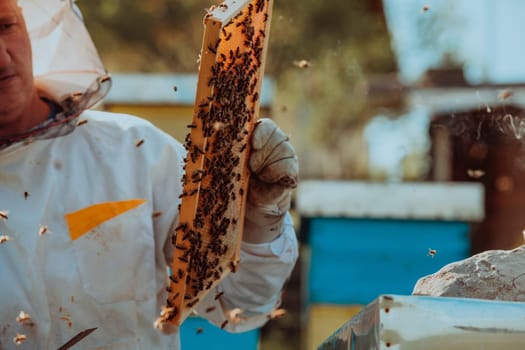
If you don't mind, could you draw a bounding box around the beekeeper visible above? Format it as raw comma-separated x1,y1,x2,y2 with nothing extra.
0,0,299,349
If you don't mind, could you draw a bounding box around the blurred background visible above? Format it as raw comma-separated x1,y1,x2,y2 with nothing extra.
76,0,525,348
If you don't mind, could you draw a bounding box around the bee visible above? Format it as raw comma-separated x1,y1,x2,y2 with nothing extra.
498,89,513,101
268,308,286,320
220,320,228,329
24,191,30,200
228,260,237,272
293,59,311,69
152,211,163,219
0,235,11,244
16,311,34,326
135,139,145,148
421,5,430,12
428,248,437,258
60,315,73,328
173,85,178,92
196,327,204,334
205,306,216,313
0,210,8,220
207,43,217,55
205,5,217,16
38,225,49,236
77,119,88,126
467,169,485,179
186,298,200,308
214,291,224,300
13,333,27,345
228,308,243,324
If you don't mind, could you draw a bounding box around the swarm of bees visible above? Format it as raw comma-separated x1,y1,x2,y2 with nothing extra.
162,0,273,326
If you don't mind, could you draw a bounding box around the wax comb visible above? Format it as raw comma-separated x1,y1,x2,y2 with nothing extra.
161,0,274,326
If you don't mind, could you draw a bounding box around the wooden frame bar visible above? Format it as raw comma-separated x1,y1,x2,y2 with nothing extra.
160,0,274,326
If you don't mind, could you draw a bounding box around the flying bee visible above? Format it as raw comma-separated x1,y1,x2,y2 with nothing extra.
467,169,485,179
268,308,287,320
135,139,145,148
13,334,27,345
16,311,34,326
0,235,10,244
293,59,311,69
60,315,73,328
24,191,30,200
498,89,513,101
152,211,163,218
228,308,243,324
77,119,88,126
0,210,8,220
39,225,49,236
428,248,437,258
205,306,216,313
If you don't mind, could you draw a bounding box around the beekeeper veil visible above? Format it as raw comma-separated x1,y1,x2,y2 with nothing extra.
18,0,111,116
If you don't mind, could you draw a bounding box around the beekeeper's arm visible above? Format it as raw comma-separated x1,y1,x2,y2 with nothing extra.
193,118,299,332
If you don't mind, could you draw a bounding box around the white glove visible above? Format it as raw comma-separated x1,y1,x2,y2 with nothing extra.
243,118,299,243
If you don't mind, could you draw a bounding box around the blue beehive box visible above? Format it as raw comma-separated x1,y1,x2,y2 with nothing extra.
297,180,485,305
180,316,260,349
297,181,484,349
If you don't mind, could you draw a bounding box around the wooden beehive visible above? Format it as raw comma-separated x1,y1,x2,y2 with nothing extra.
161,0,274,326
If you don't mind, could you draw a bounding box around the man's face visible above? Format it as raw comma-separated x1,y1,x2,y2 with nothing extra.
0,0,34,125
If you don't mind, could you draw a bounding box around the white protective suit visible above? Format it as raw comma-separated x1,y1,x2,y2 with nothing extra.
0,0,299,349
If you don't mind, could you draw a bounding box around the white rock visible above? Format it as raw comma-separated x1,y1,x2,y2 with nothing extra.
413,245,525,301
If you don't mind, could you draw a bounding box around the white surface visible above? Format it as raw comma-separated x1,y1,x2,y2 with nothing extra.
379,295,525,349
104,73,274,107
210,0,250,23
297,180,484,221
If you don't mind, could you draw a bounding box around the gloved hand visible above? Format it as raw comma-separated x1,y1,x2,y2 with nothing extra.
243,118,299,243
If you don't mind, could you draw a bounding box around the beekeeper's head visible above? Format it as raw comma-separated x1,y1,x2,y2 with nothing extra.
16,0,110,115
0,0,34,122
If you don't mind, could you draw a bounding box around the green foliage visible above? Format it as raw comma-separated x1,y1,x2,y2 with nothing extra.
77,0,398,179
78,0,396,74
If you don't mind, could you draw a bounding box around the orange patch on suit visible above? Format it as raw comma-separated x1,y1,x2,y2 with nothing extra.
65,199,146,240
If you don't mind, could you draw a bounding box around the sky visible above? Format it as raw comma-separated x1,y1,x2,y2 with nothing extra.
383,0,525,85
365,0,525,181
